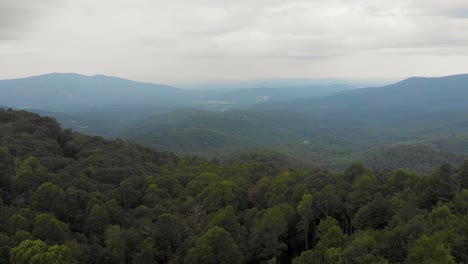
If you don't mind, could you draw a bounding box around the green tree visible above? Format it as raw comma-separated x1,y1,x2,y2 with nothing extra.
406,235,455,264
186,172,223,196
116,180,140,209
10,239,77,264
84,204,110,235
142,183,161,207
32,213,69,244
343,231,385,264
458,160,468,189
315,185,343,218
297,193,314,250
451,189,468,215
250,206,288,261
154,213,186,263
185,226,242,264
419,164,460,208
7,213,30,235
0,147,13,194
13,157,57,195
316,217,347,251
208,205,244,247
197,180,239,213
292,250,317,264
354,193,392,230
30,182,65,216
105,225,126,264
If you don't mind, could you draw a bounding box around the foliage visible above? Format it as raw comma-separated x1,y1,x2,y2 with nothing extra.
0,109,467,263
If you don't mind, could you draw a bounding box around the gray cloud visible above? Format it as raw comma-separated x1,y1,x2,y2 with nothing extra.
0,0,64,39
1,0,468,82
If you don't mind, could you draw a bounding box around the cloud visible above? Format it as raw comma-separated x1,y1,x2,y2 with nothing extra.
1,0,468,81
0,0,64,40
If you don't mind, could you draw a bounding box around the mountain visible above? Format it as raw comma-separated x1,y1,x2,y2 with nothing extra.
118,74,468,171
0,73,355,133
3,73,468,171
0,73,187,110
0,73,356,111
260,73,468,122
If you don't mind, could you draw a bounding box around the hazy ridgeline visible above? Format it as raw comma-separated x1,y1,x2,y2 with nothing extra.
2,73,468,173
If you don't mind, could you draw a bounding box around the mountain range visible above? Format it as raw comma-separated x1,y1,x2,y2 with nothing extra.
1,72,468,172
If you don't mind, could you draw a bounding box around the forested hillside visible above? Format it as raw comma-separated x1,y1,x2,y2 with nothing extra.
120,108,468,173
1,109,468,263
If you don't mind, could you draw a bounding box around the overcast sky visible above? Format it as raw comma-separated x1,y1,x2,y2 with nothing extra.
1,0,468,84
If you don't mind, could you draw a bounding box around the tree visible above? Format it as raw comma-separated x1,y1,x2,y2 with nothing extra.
419,164,460,208
105,225,126,264
314,185,342,218
62,187,89,229
0,147,13,194
343,231,385,264
154,213,186,263
344,162,367,183
13,157,57,195
292,250,318,264
30,182,65,216
185,226,242,264
197,180,239,213
451,189,468,215
208,205,244,247
32,213,69,244
354,193,392,230
457,160,468,189
10,239,77,264
406,235,455,264
250,206,288,262
84,204,110,235
7,213,30,236
316,217,347,251
186,172,223,196
116,180,140,209
142,183,161,207
297,193,314,250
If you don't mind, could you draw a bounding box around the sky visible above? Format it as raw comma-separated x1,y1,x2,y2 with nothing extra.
1,0,468,85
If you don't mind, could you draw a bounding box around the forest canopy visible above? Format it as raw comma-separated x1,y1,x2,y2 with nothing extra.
1,108,468,263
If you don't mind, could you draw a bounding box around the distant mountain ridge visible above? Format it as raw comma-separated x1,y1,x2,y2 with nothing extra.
0,73,357,111
259,73,468,122
117,73,468,172
0,73,185,110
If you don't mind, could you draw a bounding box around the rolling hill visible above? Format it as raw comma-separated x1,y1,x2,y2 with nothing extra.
119,74,468,172
0,73,187,110
260,73,468,122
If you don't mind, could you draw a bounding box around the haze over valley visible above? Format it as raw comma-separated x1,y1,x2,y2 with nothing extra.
2,73,468,173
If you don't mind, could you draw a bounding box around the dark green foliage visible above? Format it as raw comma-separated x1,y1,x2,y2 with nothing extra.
185,226,242,264
0,109,467,263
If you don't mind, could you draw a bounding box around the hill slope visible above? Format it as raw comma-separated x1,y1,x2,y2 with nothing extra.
0,73,186,110
119,107,467,172
1,109,468,263
260,73,468,122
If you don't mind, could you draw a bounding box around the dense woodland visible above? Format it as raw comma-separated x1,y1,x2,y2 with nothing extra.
1,109,468,263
